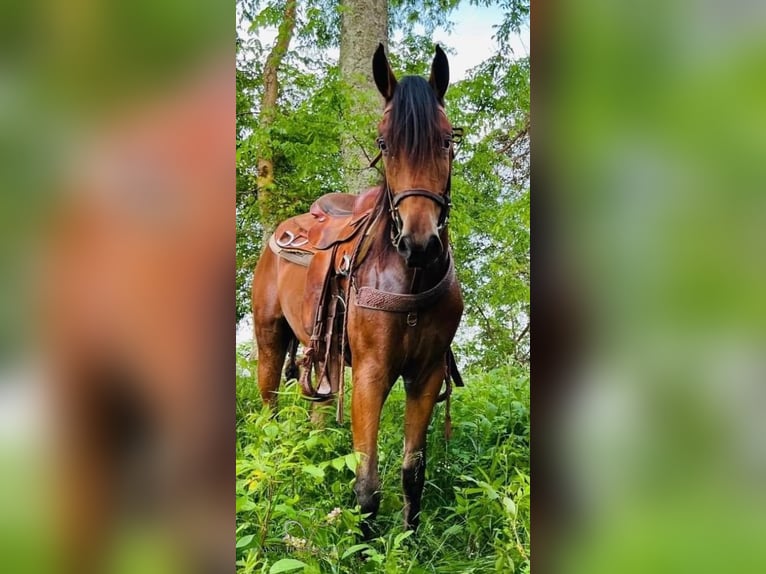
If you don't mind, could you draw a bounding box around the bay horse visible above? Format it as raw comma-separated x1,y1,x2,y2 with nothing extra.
252,44,463,536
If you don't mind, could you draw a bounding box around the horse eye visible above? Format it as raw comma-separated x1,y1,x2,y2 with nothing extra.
442,137,452,150
376,137,388,152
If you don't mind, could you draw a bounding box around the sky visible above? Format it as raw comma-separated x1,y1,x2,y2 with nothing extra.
430,4,529,80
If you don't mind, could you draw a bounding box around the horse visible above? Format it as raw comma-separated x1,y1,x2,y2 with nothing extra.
251,44,463,536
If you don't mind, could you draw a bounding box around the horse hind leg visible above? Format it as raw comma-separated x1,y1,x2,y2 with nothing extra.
254,317,293,410
253,248,296,410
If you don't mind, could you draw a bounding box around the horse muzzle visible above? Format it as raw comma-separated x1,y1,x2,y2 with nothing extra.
397,233,443,268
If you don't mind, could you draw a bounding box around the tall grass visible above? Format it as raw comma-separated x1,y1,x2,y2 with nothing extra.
236,348,529,573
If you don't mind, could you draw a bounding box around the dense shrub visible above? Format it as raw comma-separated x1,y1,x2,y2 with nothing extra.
236,348,529,573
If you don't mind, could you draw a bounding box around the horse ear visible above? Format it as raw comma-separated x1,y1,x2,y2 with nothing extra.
373,43,397,101
429,45,450,102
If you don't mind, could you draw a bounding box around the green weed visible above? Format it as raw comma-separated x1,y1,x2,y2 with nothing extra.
236,346,529,573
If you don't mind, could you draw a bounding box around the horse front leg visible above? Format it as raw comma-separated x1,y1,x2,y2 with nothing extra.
351,364,393,539
402,367,444,531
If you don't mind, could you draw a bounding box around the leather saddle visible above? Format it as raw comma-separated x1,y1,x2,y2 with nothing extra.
268,186,381,354
311,192,356,217
271,188,379,254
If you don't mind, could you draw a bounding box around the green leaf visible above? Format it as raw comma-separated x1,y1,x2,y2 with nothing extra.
269,558,308,573
236,534,255,549
503,496,517,516
263,423,279,439
394,530,414,546
344,453,358,473
330,456,345,471
341,543,371,559
236,496,256,512
302,464,325,479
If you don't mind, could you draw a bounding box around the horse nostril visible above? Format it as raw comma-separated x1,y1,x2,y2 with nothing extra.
399,234,442,268
425,234,442,260
397,235,413,259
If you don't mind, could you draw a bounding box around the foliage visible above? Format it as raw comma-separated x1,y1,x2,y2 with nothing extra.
236,346,530,573
447,54,530,367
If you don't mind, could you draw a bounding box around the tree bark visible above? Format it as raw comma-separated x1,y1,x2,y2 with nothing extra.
339,0,388,193
258,0,298,232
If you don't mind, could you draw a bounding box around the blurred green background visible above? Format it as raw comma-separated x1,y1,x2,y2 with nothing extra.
540,0,766,572
0,1,230,573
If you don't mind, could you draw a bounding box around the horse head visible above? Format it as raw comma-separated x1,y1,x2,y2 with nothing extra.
372,44,455,268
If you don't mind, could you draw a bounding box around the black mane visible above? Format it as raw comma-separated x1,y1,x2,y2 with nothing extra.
385,75,444,167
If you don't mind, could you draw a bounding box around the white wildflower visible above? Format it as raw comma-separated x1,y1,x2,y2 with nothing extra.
282,534,309,550
326,507,343,523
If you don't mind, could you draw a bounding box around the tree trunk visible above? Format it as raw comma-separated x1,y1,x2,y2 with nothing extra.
258,0,298,233
339,0,388,194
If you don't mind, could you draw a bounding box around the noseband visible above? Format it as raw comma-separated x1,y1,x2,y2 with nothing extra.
387,181,451,247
